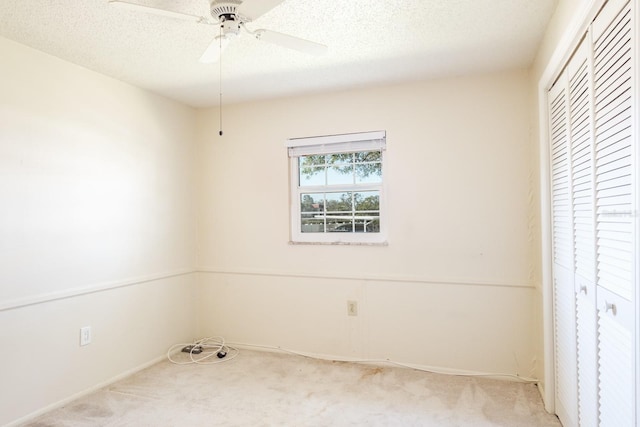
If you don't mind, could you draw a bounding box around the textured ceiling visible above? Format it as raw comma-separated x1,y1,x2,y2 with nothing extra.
0,0,558,107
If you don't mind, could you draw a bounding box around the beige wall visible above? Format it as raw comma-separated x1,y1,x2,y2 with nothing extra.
0,37,198,425
196,70,539,375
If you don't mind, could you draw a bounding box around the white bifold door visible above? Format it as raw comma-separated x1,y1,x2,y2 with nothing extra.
547,0,637,426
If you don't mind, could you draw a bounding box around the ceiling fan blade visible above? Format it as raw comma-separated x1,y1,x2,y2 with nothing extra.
255,30,327,56
108,0,211,24
237,0,285,21
199,36,230,63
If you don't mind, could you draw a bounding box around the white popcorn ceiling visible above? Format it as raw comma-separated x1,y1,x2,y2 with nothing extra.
0,0,557,107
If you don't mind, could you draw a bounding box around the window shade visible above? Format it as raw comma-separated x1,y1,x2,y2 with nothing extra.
286,131,386,157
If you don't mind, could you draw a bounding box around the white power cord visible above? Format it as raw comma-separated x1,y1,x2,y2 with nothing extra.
227,342,539,384
167,336,238,365
167,337,537,383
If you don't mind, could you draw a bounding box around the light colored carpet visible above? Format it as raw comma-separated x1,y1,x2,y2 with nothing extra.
25,349,561,426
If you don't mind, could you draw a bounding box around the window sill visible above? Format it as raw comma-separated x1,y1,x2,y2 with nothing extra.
288,240,388,246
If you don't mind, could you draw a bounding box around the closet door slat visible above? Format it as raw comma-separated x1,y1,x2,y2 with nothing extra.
593,0,634,301
569,39,599,427
592,1,636,426
549,73,579,426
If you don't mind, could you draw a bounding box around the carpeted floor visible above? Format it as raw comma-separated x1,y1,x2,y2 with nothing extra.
25,349,561,426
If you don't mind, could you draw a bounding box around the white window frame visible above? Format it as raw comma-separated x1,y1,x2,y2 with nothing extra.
287,131,387,245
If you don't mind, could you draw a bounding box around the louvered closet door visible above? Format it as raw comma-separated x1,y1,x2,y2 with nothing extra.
568,38,599,427
549,73,579,427
592,0,636,425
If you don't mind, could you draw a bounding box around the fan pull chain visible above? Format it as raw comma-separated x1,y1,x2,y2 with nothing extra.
218,26,224,136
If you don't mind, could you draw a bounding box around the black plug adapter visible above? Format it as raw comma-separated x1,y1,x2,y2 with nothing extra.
182,345,203,354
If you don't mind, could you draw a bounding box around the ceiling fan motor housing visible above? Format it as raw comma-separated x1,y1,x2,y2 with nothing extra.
209,0,245,22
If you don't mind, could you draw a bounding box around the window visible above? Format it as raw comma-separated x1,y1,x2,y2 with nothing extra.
287,131,386,244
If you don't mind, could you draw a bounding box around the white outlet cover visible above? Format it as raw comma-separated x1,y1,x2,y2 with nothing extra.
80,326,92,346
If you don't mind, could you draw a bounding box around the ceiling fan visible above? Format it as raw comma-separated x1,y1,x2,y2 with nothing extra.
108,0,328,63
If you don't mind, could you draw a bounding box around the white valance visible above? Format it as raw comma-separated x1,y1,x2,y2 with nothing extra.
286,131,386,157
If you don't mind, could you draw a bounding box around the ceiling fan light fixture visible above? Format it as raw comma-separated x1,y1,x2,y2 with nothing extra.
220,18,241,38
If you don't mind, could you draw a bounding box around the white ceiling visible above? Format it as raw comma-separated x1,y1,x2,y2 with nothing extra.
0,0,558,107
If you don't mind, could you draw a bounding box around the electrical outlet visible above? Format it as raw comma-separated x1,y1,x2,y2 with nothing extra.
347,300,358,316
80,326,92,346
